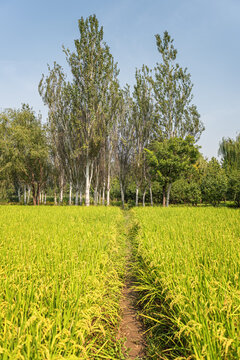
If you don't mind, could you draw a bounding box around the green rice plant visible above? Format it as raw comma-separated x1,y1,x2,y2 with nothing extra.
131,207,240,360
0,206,126,359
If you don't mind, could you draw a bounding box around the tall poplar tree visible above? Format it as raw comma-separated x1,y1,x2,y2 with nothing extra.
152,31,204,141
64,15,118,206
151,31,204,204
133,65,156,206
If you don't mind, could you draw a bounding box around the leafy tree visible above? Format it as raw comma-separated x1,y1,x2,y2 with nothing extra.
146,136,199,206
170,179,201,205
116,86,135,208
228,170,240,207
64,14,118,206
0,105,49,205
151,31,204,141
132,65,156,206
219,134,240,171
219,134,240,207
201,157,228,206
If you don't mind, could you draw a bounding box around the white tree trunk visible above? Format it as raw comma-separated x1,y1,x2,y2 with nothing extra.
106,152,111,206
79,190,82,205
166,183,172,207
60,188,63,204
24,185,27,205
150,185,153,207
75,188,79,205
44,193,47,205
18,187,21,203
27,186,31,204
60,173,64,204
69,182,72,205
136,185,139,207
94,167,99,206
142,189,146,207
106,174,110,205
85,160,90,207
120,182,125,209
102,183,105,205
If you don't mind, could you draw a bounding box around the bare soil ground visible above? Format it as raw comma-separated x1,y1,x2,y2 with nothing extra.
118,279,146,359
118,235,146,360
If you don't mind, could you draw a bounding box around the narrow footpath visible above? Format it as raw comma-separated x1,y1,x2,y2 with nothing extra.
118,212,146,359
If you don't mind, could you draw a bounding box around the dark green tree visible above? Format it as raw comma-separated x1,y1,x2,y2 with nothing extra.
0,105,49,205
146,136,199,206
201,157,228,206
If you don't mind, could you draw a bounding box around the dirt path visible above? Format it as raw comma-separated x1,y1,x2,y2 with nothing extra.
118,215,145,359
118,278,145,359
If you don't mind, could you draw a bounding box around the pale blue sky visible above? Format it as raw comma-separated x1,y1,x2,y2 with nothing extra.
0,0,239,159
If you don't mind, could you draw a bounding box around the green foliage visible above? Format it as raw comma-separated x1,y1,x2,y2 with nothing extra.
227,170,240,207
152,31,204,140
219,134,240,207
201,157,228,206
0,105,49,204
170,178,201,205
219,134,240,171
146,136,199,187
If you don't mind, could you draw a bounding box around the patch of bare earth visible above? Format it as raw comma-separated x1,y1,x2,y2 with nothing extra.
118,271,145,359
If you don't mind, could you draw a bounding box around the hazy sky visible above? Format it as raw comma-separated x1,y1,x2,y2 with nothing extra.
0,0,239,159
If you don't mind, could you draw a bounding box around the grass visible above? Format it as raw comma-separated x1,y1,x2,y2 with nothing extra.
131,207,240,360
0,206,126,359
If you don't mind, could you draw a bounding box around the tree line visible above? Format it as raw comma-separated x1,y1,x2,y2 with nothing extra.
0,15,239,207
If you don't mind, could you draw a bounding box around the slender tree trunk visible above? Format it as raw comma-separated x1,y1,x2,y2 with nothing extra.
106,176,110,206
18,187,21,203
166,183,172,207
135,185,139,207
33,192,37,206
37,183,40,206
27,185,31,204
142,189,146,207
98,191,101,205
24,185,27,205
69,182,72,206
106,151,111,206
150,185,153,207
94,187,98,205
120,182,125,209
32,176,37,206
60,188,63,204
75,183,79,205
60,173,64,204
54,192,57,206
79,190,82,205
44,193,47,205
75,190,79,205
85,160,91,207
94,167,99,206
163,186,166,207
102,183,105,205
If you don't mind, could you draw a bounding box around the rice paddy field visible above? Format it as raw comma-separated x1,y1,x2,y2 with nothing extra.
131,207,240,359
0,206,126,359
0,205,240,359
